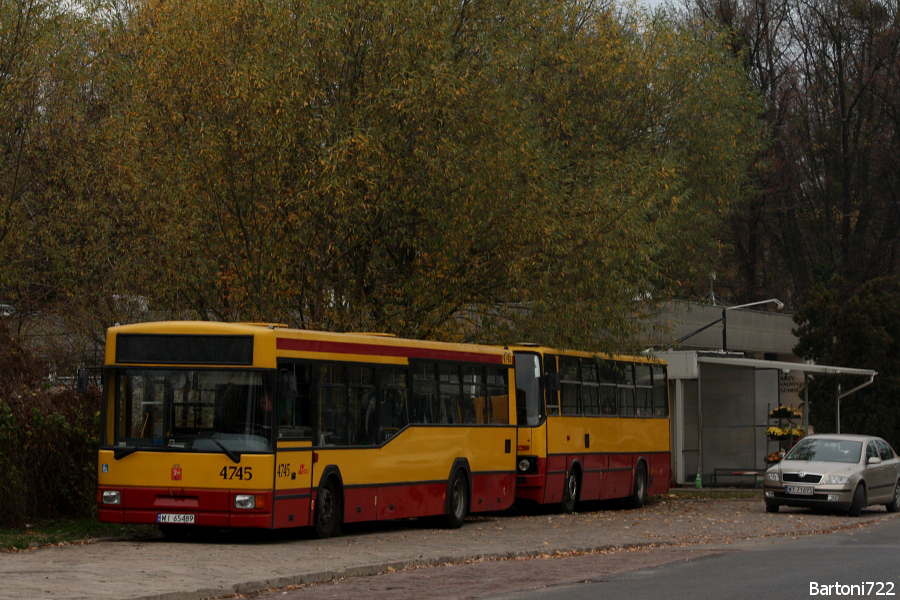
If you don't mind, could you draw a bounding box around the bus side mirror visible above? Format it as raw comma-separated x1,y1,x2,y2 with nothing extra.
77,368,89,395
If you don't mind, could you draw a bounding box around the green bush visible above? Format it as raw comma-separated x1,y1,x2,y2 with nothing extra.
0,324,100,527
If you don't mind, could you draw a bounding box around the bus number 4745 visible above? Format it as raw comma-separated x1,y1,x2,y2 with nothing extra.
220,466,253,480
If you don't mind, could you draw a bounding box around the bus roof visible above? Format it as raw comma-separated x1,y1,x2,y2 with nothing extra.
106,321,512,367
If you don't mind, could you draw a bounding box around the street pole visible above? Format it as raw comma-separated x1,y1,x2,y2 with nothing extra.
836,382,841,433
722,307,727,352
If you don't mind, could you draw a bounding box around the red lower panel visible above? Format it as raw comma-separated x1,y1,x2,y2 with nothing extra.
273,490,312,528
520,452,671,506
471,472,515,512
343,487,377,524
376,482,445,520
97,486,272,528
648,453,671,495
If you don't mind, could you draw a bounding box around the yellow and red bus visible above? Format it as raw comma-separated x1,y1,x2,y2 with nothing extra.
97,321,516,538
511,346,670,511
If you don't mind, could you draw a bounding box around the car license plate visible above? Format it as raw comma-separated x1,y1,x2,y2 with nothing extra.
157,513,195,524
785,485,814,496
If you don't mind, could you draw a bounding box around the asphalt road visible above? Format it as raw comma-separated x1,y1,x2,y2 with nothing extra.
485,515,900,600
251,513,900,599
2,494,898,600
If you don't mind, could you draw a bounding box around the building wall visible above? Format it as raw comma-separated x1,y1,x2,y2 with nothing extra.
645,301,797,357
699,364,756,484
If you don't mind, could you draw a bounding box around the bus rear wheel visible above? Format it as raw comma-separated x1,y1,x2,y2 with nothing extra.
625,462,647,509
314,479,342,539
561,469,579,513
442,470,469,529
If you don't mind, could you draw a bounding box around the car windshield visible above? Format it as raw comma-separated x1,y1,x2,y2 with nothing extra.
785,438,862,463
111,368,275,454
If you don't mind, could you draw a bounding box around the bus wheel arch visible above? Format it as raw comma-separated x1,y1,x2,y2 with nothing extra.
443,459,471,529
314,467,344,539
562,461,581,514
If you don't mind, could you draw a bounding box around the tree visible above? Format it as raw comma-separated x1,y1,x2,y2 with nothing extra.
794,276,900,447
684,0,900,306
100,0,762,351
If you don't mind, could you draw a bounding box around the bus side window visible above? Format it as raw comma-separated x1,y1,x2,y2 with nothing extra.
618,363,635,416
348,365,375,446
277,364,313,439
653,365,668,417
559,356,580,416
278,370,298,426
318,364,348,446
378,368,408,442
545,356,560,416
487,367,509,424
439,364,460,424
412,363,437,424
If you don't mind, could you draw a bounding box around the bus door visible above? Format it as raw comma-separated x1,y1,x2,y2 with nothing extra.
273,362,315,528
514,352,547,502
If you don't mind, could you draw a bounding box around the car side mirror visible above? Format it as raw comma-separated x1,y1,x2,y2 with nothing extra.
867,456,882,465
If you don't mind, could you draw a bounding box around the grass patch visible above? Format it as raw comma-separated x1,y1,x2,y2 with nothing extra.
0,519,157,552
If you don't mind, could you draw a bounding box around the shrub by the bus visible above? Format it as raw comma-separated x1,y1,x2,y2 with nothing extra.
0,323,100,528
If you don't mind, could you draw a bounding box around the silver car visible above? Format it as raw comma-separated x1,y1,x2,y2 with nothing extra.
764,434,900,516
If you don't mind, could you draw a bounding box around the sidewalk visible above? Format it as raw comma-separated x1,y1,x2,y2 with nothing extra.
1,495,895,600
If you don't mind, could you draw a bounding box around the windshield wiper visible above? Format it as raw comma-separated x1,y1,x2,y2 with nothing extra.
113,446,140,460
197,433,242,464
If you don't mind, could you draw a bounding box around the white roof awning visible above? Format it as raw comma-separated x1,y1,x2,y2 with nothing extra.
657,350,877,381
696,355,877,378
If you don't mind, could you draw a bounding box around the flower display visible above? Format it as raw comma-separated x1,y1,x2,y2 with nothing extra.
766,425,804,440
769,405,802,419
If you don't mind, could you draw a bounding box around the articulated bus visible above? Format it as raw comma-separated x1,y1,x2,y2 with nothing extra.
511,346,670,511
97,322,516,538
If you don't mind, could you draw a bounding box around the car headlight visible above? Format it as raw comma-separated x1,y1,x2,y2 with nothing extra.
821,475,849,485
766,472,780,482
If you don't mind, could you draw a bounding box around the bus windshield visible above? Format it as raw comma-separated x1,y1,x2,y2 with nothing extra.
515,353,543,426
111,369,275,454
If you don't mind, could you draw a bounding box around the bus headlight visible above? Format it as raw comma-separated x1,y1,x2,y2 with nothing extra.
101,490,121,505
517,457,537,474
234,494,256,509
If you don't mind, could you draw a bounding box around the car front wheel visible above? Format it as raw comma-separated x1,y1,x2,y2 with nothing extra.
848,484,866,517
886,480,900,513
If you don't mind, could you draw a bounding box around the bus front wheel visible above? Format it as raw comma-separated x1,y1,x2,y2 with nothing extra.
314,479,342,539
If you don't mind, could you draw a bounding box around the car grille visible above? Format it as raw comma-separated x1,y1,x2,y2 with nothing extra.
782,472,822,483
